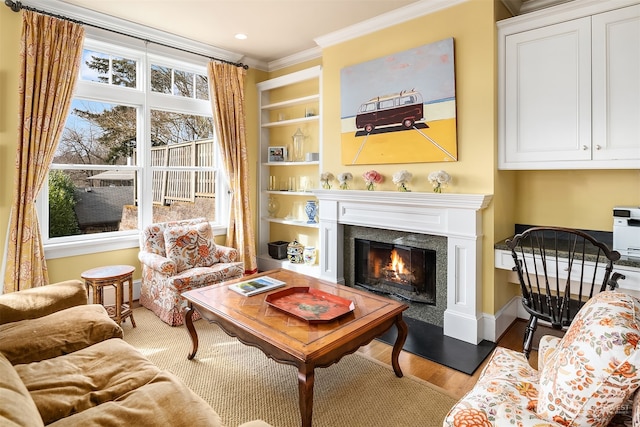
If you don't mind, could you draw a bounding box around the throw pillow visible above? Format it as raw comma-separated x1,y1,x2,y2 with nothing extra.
163,221,218,273
537,291,640,426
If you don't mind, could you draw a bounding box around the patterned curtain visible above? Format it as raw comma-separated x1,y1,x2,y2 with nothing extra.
3,11,84,293
207,62,257,275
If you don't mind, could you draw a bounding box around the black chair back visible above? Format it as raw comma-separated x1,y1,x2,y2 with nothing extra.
506,226,624,357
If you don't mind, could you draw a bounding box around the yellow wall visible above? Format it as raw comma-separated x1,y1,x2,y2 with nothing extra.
515,170,640,231
319,0,500,314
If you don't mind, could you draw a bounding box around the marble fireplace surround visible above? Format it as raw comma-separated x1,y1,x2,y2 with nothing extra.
314,190,492,345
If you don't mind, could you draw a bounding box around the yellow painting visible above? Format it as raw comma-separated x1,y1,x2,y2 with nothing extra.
340,38,458,165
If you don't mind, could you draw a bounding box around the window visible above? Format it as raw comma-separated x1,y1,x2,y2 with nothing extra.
39,38,228,259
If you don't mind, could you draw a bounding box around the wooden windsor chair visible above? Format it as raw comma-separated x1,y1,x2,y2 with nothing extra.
506,226,625,358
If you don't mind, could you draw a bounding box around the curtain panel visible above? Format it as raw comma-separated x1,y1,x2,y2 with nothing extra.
3,11,84,293
207,62,257,275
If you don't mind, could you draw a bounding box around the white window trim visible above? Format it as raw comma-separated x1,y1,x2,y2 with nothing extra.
39,36,229,259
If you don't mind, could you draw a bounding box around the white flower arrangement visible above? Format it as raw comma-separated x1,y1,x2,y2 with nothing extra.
320,172,335,189
428,170,451,193
337,172,353,190
392,170,412,192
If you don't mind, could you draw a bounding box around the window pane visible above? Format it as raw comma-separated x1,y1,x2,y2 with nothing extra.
81,50,136,87
57,100,137,165
151,64,172,94
196,74,209,100
48,169,137,237
51,100,138,238
112,58,136,88
173,70,194,97
150,110,215,223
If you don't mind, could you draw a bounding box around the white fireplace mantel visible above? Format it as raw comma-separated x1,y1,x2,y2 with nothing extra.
314,189,493,345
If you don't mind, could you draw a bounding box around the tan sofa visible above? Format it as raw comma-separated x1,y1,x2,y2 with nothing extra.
0,280,271,427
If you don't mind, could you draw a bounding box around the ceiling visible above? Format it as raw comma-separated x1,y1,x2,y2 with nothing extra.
58,0,421,65
35,0,569,69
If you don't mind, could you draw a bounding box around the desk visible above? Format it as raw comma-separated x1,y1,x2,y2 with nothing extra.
81,265,136,327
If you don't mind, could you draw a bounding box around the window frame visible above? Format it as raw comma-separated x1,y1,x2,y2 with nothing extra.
39,37,229,260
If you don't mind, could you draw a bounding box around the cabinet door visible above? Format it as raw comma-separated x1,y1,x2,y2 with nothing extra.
504,17,592,163
592,5,640,161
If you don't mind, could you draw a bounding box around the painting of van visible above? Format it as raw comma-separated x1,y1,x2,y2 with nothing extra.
356,90,424,133
340,38,457,165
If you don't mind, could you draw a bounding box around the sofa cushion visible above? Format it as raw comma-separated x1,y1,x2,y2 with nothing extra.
0,304,123,365
537,291,640,426
164,221,218,273
45,369,222,427
0,280,87,325
0,352,44,427
16,338,205,425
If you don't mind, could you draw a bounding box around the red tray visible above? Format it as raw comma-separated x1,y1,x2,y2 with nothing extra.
265,287,355,323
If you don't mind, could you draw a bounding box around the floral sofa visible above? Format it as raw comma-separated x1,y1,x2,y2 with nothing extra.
138,217,244,326
0,279,271,426
444,291,640,427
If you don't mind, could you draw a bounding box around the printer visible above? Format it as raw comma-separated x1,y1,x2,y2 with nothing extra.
613,206,640,258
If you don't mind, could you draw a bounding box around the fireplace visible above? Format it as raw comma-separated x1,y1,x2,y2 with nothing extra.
354,238,436,304
314,190,492,344
345,226,447,327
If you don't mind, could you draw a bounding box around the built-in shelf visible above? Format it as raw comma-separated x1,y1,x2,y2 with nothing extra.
264,190,316,196
261,94,320,110
261,115,319,128
262,217,320,228
263,161,319,167
257,65,322,277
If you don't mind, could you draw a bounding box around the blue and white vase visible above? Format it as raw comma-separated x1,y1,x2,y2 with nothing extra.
305,200,318,224
287,240,304,264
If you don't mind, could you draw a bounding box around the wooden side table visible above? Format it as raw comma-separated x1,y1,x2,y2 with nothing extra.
81,265,136,327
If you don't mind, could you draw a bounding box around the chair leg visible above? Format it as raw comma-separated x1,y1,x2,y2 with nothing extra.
523,316,538,359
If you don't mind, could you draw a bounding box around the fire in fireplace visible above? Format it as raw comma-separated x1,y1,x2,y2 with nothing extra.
354,238,436,304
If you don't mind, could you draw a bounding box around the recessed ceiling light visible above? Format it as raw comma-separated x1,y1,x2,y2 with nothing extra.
235,33,248,40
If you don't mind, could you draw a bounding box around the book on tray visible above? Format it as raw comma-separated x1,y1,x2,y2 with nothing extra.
228,276,286,296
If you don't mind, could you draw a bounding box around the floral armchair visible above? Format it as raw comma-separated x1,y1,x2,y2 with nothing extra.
444,291,640,427
138,218,244,326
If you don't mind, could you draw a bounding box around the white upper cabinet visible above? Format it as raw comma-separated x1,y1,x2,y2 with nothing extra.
592,5,640,161
498,2,640,170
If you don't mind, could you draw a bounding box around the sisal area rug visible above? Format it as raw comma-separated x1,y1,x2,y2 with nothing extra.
122,307,458,427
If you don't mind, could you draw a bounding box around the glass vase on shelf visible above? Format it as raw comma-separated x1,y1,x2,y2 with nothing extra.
267,196,279,218
292,128,305,162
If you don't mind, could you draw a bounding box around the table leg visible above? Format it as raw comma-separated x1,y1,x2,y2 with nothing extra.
185,305,199,360
391,314,408,378
297,364,315,427
115,282,122,324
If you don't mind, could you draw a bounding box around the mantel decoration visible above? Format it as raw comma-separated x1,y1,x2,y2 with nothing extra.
362,170,384,191
338,172,353,190
428,170,451,193
320,172,334,189
392,170,412,192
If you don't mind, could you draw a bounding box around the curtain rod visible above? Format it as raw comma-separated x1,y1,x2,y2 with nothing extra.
4,0,249,69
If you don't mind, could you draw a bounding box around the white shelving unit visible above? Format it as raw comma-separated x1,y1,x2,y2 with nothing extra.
256,66,322,276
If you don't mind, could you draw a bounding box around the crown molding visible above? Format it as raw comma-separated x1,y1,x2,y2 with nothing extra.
314,0,468,49
500,0,576,15
267,46,322,72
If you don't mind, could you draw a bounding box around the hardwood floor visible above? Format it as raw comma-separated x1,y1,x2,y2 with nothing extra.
357,319,564,399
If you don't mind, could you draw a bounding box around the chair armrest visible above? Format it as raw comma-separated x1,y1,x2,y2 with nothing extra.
0,279,87,325
537,334,562,371
216,245,239,263
138,251,177,275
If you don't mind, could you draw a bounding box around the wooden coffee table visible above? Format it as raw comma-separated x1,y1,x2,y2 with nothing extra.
182,269,408,427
